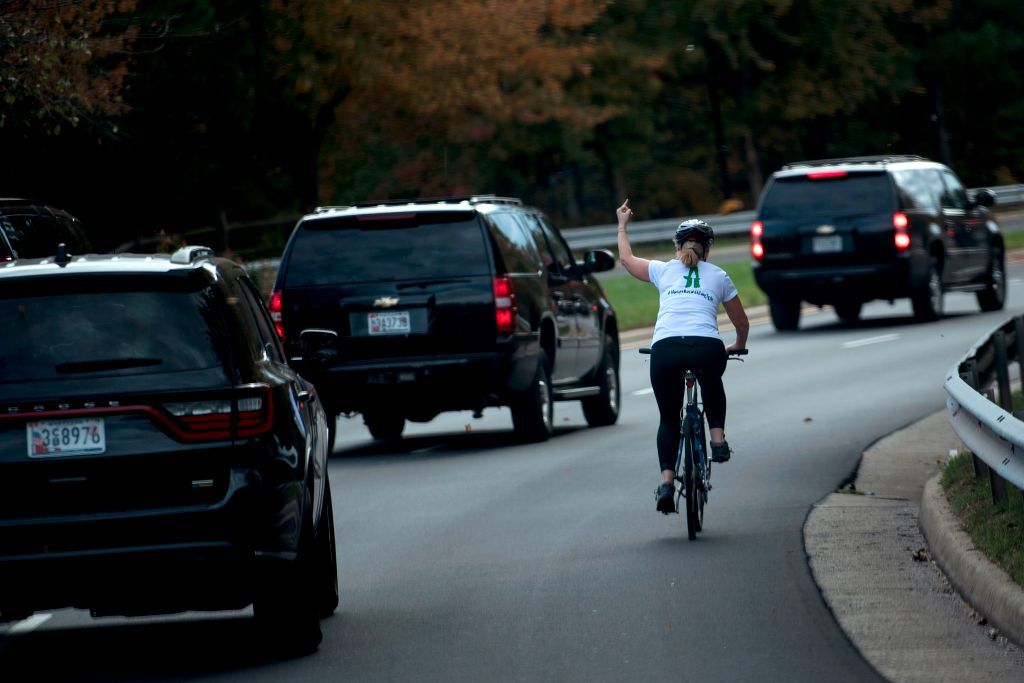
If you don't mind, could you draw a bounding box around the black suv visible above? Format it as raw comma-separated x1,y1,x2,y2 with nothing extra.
0,198,92,259
750,155,1004,330
271,195,620,442
0,246,336,653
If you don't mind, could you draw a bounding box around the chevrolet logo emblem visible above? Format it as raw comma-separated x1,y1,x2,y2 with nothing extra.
374,296,400,308
816,225,836,235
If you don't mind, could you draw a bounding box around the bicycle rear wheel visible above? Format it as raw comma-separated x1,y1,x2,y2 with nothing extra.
682,418,699,540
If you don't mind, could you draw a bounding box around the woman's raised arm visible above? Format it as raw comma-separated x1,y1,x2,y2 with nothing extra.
616,199,650,282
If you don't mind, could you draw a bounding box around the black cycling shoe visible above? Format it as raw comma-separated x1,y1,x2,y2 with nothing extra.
655,483,676,514
710,440,732,463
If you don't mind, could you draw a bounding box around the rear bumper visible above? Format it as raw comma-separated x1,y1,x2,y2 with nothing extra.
300,349,538,414
0,466,300,615
754,259,918,304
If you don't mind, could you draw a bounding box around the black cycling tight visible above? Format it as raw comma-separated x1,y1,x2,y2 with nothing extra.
649,336,728,472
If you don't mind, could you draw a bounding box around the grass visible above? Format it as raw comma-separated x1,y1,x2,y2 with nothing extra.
939,386,1024,587
595,258,765,330
1003,230,1024,251
941,452,1024,586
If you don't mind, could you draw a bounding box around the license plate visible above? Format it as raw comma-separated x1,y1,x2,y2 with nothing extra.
812,235,843,253
368,311,410,336
27,418,106,457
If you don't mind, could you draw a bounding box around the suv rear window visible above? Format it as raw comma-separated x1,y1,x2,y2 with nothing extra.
286,212,490,286
760,172,896,220
0,277,228,383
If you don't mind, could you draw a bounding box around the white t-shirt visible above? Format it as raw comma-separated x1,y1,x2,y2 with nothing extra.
648,259,738,344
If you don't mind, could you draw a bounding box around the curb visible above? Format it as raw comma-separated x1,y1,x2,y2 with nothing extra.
920,473,1024,645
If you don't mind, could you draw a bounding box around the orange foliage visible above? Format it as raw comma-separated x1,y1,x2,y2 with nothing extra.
0,1,139,133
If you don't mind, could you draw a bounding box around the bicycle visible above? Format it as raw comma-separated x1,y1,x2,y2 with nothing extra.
639,347,747,540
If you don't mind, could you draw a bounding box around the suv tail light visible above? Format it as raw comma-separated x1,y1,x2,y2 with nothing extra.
162,384,273,441
893,212,911,252
493,275,518,333
268,290,284,339
750,220,765,262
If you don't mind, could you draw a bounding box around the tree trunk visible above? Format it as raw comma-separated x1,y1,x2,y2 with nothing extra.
744,128,763,203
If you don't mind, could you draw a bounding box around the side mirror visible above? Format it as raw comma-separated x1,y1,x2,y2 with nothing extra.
300,328,339,364
973,188,996,208
582,249,616,273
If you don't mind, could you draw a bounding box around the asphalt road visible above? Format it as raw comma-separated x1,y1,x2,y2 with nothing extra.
5,263,1024,681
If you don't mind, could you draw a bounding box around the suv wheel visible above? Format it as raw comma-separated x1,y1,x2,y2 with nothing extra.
977,250,1006,312
769,297,801,331
316,482,339,617
363,412,405,440
582,337,620,427
912,256,943,321
512,354,553,442
833,301,862,324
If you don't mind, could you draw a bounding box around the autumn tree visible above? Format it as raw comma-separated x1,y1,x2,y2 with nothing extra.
266,0,611,209
0,0,138,135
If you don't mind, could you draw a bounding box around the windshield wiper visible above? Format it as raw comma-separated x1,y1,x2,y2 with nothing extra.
56,358,163,374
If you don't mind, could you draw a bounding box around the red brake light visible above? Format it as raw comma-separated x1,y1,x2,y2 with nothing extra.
807,171,848,179
893,212,910,251
493,275,518,333
162,385,273,442
268,290,284,339
751,220,764,261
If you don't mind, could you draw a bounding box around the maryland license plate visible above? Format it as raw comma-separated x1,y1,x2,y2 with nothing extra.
811,235,843,254
27,418,106,457
368,311,411,336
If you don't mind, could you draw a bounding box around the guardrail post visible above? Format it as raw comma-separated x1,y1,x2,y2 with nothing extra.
961,360,991,479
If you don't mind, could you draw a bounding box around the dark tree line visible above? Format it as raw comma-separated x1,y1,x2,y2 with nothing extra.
1,0,1022,257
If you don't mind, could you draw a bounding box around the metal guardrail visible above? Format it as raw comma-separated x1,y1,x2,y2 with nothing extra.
563,184,1024,251
945,315,1024,500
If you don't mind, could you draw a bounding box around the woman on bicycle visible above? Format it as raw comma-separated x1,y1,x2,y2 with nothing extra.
616,199,750,514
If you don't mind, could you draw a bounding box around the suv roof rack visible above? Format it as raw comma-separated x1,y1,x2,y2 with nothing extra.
170,245,215,264
782,155,928,170
344,195,523,209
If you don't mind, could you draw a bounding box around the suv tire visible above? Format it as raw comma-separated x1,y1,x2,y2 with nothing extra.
512,354,553,442
769,297,801,331
582,338,620,427
316,483,339,617
363,412,405,440
977,249,1006,312
912,256,943,321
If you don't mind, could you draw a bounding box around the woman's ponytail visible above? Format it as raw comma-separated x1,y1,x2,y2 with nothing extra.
679,240,704,268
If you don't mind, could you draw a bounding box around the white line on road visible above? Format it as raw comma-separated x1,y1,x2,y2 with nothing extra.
632,387,654,396
6,613,52,634
841,333,901,349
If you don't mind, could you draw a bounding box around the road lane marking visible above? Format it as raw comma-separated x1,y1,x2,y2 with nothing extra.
841,333,901,349
7,613,52,634
633,387,654,396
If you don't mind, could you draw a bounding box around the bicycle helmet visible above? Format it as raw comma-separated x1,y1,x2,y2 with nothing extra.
674,219,715,250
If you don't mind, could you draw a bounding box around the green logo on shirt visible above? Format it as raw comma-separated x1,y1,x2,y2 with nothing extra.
684,267,701,289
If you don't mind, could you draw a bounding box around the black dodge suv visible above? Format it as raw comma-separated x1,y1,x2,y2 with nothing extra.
271,195,620,442
0,246,336,653
750,155,1004,330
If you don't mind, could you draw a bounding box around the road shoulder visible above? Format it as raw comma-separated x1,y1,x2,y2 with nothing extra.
804,410,1024,681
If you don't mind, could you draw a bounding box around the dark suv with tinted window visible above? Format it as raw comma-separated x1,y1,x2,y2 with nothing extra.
750,155,1004,330
271,195,620,442
0,198,91,260
0,246,336,653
